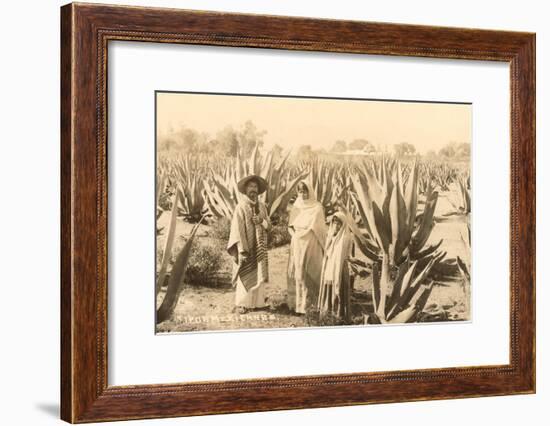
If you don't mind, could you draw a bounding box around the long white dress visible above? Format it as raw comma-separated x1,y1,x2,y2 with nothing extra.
287,182,327,314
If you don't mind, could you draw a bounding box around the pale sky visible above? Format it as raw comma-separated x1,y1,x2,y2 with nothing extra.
156,92,471,154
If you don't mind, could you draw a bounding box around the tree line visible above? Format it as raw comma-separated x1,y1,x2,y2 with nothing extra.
159,121,470,160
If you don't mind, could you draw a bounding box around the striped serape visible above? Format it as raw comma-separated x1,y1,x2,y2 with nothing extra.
227,198,270,292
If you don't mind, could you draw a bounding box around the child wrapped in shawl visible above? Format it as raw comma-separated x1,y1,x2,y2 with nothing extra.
318,212,352,321
287,181,327,314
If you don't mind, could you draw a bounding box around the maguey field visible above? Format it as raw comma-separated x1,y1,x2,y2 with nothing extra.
155,140,471,333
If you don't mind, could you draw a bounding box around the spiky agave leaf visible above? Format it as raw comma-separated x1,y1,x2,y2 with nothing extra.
375,254,391,318
403,160,419,240
456,256,471,282
410,187,439,254
413,239,443,261
386,258,411,316
260,149,274,181
388,281,434,323
389,164,409,264
353,163,386,208
399,255,438,306
372,200,392,253
349,190,375,240
399,259,419,298
371,261,381,315
156,191,180,297
248,142,260,175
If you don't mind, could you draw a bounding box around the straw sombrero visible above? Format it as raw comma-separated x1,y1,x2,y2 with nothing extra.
237,174,268,195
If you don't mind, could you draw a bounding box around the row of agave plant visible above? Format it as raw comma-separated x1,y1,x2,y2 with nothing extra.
157,146,469,223
157,144,354,224
156,145,470,324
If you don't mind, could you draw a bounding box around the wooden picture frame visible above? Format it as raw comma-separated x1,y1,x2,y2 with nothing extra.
60,2,536,423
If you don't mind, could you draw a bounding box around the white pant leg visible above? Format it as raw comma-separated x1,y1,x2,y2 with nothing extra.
235,278,267,308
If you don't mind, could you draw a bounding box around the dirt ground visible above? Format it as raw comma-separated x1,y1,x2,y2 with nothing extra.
156,184,471,333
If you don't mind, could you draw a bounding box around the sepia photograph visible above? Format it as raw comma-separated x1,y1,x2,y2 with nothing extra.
155,91,472,333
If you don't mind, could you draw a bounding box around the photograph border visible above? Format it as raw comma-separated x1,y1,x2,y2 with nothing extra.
61,3,535,423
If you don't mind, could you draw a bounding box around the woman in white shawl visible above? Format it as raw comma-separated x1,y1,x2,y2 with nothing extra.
318,212,352,321
287,181,327,314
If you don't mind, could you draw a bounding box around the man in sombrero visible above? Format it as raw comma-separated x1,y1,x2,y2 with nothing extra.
227,174,272,313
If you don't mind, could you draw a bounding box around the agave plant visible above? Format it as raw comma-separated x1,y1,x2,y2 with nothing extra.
157,155,209,223
350,159,446,323
172,155,207,222
156,216,205,324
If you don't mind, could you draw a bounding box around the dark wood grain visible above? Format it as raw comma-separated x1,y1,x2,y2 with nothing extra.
60,2,536,423
60,4,73,422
